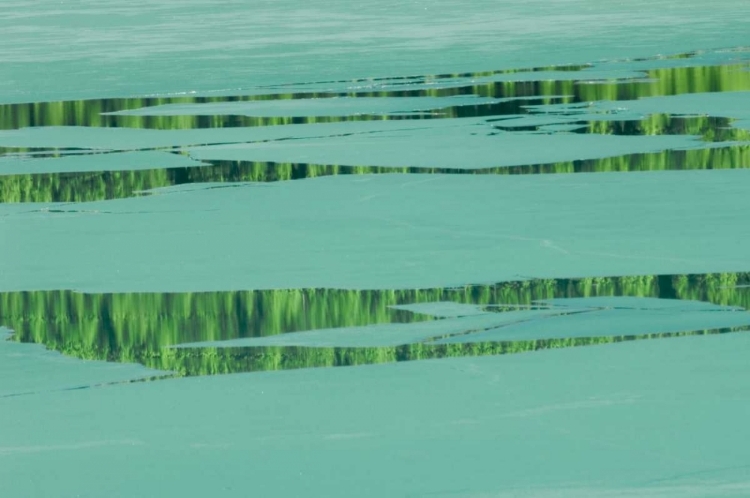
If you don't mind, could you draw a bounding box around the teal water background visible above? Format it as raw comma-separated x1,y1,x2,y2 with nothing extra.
2,1,750,496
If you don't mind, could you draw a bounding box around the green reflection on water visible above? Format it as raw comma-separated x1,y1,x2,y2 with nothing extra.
2,59,749,203
2,273,748,376
494,114,750,142
140,328,748,376
3,144,749,203
1,63,748,131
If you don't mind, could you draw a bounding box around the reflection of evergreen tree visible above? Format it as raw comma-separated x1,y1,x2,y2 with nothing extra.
3,144,749,202
2,63,748,130
2,273,748,376
3,59,750,376
46,328,748,377
497,115,749,142
2,61,749,202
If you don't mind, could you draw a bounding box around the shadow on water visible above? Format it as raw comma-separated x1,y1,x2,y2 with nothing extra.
2,272,748,376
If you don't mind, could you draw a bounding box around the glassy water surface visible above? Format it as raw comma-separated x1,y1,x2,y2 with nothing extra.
2,47,750,371
4,3,750,496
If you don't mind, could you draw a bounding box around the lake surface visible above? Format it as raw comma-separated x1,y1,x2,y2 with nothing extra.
2,1,750,496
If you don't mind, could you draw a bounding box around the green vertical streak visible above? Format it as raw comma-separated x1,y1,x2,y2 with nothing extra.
1,273,747,375
3,144,749,203
137,328,745,376
0,62,747,131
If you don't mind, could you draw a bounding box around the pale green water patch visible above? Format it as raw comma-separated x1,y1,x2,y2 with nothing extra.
0,120,437,151
0,328,168,398
555,91,750,122
4,330,750,496
434,306,750,344
185,130,702,169
176,310,569,348
4,172,750,291
0,150,205,175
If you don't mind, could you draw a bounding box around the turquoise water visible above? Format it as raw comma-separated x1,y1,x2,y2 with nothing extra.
2,1,750,496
